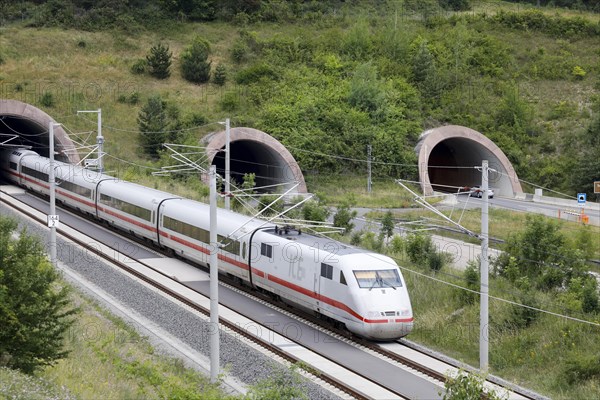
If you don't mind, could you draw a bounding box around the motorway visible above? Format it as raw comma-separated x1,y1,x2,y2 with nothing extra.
454,194,600,227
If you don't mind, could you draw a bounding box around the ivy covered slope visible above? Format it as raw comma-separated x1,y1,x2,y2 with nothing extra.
0,0,598,195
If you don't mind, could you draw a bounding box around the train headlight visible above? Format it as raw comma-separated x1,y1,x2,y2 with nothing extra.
400,309,410,316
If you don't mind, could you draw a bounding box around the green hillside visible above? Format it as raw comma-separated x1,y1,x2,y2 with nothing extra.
0,0,598,197
1,2,600,398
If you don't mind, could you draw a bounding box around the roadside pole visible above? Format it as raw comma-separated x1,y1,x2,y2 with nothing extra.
224,118,230,210
48,122,59,268
209,165,219,382
480,160,489,372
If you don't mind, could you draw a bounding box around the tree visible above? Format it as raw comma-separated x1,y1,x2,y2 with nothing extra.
180,37,212,84
146,43,172,79
380,211,395,240
138,95,168,158
0,217,78,373
333,204,357,235
348,62,386,117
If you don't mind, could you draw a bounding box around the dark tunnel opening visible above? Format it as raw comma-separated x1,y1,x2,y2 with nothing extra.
212,140,289,193
0,116,48,157
428,138,496,193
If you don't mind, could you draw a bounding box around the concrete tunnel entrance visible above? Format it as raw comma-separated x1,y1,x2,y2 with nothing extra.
204,127,307,194
0,99,79,163
416,125,523,197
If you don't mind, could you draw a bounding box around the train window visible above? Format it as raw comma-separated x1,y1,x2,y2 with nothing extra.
21,166,49,182
219,235,240,255
261,243,273,258
242,242,247,259
9,162,17,170
59,180,92,198
321,263,333,280
163,216,209,243
99,194,151,221
353,269,403,289
340,271,347,285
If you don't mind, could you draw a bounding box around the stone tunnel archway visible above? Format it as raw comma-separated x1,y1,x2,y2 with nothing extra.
0,99,79,163
416,125,523,197
204,127,307,194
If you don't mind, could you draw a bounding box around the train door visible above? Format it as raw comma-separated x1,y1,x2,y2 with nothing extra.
314,264,320,312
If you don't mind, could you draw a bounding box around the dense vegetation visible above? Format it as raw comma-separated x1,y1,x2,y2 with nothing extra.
1,0,598,195
0,217,78,373
0,4,598,396
346,213,600,399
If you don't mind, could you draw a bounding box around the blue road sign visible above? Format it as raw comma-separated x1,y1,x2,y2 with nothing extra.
577,193,586,204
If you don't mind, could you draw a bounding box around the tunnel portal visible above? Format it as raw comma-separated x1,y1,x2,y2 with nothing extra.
416,125,523,197
0,99,78,163
205,127,307,194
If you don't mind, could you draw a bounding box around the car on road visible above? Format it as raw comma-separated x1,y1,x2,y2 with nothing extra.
470,186,494,198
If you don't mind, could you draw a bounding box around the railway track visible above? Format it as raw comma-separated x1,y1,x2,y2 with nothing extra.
0,185,543,400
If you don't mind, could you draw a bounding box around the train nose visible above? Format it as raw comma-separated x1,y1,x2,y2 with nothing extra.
365,320,413,341
347,310,414,340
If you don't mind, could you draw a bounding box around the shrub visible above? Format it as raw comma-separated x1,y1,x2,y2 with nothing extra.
439,0,471,11
509,288,540,329
235,63,277,84
231,40,249,63
118,92,140,105
146,43,172,79
427,250,445,272
350,231,362,246
563,353,600,384
443,370,504,400
219,92,239,112
572,65,586,80
39,92,54,107
405,233,434,265
180,37,212,84
361,231,384,252
457,260,479,305
301,200,329,222
389,235,405,255
130,58,147,75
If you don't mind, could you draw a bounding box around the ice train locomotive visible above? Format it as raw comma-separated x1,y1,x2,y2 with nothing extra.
1,149,413,340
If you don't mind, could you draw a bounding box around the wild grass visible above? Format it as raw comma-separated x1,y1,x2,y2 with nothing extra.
367,204,600,260
40,287,230,399
305,173,420,208
393,250,600,399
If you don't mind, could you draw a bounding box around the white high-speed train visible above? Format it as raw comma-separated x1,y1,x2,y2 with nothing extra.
1,149,413,340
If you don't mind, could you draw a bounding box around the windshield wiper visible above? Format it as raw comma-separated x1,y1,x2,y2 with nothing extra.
381,279,397,290
368,276,381,291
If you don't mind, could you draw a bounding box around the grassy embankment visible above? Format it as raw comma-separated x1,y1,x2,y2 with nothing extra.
0,284,231,399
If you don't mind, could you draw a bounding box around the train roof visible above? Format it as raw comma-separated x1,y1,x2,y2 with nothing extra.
261,226,365,256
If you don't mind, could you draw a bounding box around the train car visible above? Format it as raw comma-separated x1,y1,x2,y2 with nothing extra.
2,149,104,215
250,227,413,340
158,198,266,281
95,179,179,242
0,148,414,340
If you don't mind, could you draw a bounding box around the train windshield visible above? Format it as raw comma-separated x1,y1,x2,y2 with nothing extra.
353,269,402,289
